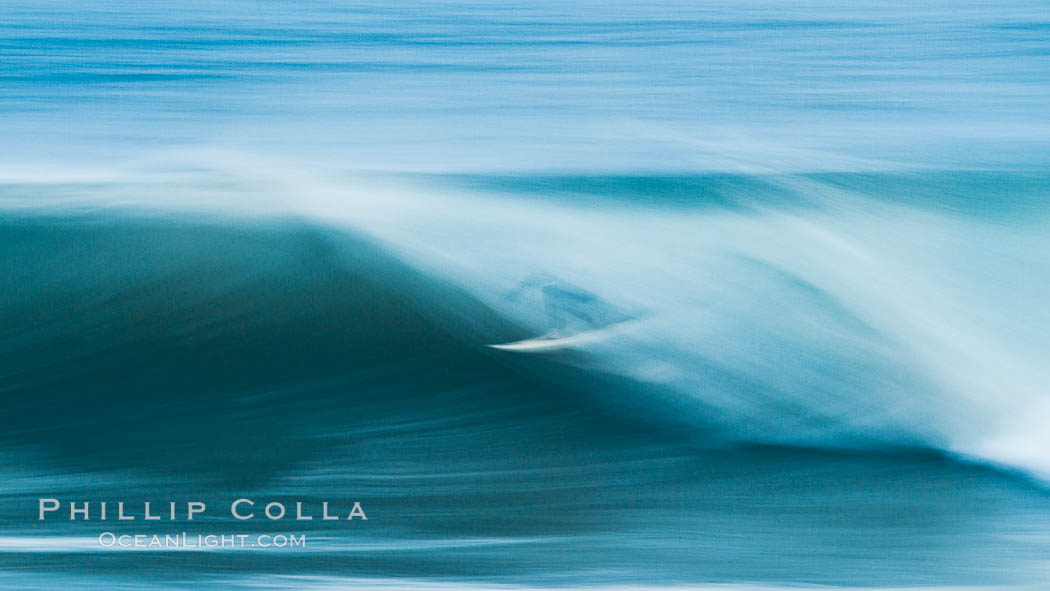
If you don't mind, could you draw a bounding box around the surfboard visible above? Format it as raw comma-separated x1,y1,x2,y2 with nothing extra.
488,321,635,353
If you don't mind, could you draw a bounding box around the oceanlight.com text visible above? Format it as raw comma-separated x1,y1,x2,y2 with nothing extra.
97,532,307,549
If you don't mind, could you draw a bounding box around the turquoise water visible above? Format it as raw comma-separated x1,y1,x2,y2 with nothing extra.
2,2,1050,589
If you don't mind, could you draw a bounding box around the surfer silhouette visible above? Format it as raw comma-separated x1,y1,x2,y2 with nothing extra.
505,274,619,338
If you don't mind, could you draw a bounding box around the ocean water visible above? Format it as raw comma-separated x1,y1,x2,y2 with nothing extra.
2,1,1050,589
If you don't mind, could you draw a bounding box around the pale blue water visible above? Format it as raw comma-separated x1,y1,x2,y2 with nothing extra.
3,0,1049,170
2,2,1050,589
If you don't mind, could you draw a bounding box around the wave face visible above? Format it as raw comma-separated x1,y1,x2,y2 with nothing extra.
3,0,1050,588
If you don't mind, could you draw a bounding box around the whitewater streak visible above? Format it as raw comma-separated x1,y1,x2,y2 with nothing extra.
299,170,1050,481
